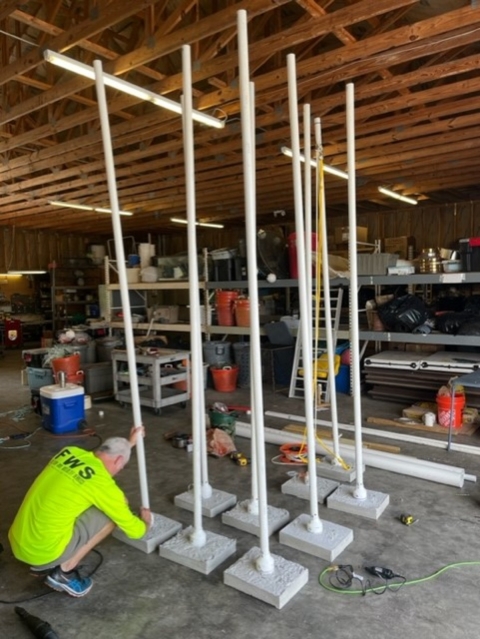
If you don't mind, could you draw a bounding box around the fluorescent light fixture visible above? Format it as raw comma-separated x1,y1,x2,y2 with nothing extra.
378,186,418,205
170,217,224,229
44,49,225,130
8,270,47,275
49,200,133,216
281,146,349,180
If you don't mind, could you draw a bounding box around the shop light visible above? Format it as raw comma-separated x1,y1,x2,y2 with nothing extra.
378,186,418,206
8,270,47,275
170,217,224,229
44,50,225,130
48,200,133,216
281,146,349,180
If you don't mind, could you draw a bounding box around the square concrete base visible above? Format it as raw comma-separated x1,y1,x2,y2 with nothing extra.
316,460,358,483
159,526,236,575
221,500,290,536
279,513,353,561
327,484,390,520
224,546,308,609
282,475,339,503
174,488,237,517
113,512,182,554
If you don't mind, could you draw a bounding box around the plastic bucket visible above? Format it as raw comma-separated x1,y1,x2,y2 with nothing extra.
52,354,84,385
203,341,231,366
215,290,239,326
436,393,465,428
288,232,317,278
210,365,238,392
234,298,250,327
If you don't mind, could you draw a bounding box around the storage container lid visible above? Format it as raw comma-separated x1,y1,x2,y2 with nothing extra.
40,383,85,398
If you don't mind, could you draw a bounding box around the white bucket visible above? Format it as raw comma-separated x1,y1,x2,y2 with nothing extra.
90,245,106,265
139,243,156,269
126,267,140,283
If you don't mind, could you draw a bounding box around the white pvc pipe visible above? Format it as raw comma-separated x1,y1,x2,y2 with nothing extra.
234,422,466,488
237,9,273,573
315,117,341,464
303,104,312,314
346,82,366,500
265,409,480,457
182,45,206,547
248,82,259,515
287,54,321,533
93,60,149,509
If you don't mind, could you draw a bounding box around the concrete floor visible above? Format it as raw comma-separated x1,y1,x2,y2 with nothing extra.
1,348,480,638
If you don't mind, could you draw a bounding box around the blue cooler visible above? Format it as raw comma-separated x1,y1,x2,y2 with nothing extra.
40,383,85,434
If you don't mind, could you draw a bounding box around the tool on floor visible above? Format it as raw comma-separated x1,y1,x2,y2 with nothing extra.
15,607,59,639
400,513,416,526
230,451,249,466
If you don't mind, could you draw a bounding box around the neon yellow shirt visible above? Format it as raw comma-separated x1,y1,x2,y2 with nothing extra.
9,446,147,566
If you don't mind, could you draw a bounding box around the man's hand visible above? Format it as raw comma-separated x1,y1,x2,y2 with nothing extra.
129,425,145,448
140,507,153,529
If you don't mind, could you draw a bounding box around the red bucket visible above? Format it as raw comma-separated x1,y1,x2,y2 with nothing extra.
210,365,238,392
234,297,250,327
52,354,83,385
216,290,239,327
436,393,465,429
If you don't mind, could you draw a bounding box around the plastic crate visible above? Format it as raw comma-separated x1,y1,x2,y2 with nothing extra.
27,367,54,391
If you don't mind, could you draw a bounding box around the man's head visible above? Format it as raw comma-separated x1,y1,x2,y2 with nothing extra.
95,437,131,476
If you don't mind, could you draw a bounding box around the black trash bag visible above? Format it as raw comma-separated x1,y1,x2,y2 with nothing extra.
436,311,475,334
377,294,429,332
464,295,480,313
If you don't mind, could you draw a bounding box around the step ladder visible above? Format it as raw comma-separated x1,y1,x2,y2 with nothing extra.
289,286,345,404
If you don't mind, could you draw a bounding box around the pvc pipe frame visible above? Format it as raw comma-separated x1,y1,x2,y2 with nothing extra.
287,54,322,533
234,422,467,488
93,61,149,509
182,45,207,547
237,10,273,573
346,83,366,500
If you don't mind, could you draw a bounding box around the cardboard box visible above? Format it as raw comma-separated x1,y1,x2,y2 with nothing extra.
334,226,368,245
384,236,415,260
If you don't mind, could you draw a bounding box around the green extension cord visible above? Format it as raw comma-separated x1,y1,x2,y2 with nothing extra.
319,561,480,596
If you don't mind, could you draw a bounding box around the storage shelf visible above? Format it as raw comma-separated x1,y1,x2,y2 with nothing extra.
107,281,203,291
206,279,299,289
359,330,480,347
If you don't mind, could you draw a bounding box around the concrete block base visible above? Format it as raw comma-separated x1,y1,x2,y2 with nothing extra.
159,526,236,575
316,460,359,483
221,499,290,536
281,475,339,502
224,546,308,610
174,488,237,518
279,513,353,561
327,484,390,520
113,512,182,554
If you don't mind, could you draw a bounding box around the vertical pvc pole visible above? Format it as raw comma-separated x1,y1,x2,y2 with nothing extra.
248,81,259,514
237,9,274,572
287,54,322,532
346,82,367,500
315,117,341,463
182,45,207,546
303,103,312,338
93,61,149,508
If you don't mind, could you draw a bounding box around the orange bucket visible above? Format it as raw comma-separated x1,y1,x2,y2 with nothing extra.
216,290,239,327
234,297,250,327
436,393,465,428
210,365,238,392
52,354,83,384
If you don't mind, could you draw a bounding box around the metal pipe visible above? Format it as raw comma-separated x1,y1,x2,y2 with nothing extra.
237,9,273,572
234,422,466,488
346,82,366,500
182,45,206,547
287,54,321,533
93,60,149,509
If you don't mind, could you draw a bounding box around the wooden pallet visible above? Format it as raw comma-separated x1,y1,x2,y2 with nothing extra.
282,424,401,453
